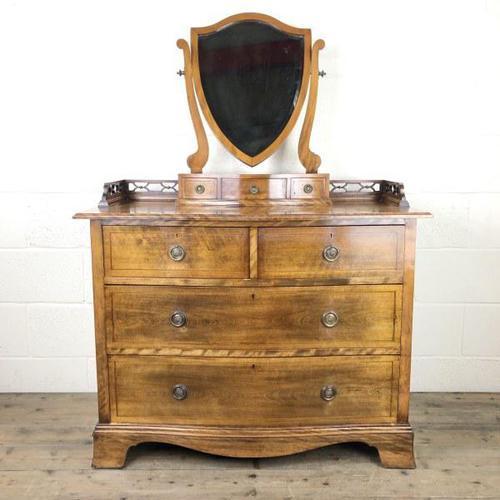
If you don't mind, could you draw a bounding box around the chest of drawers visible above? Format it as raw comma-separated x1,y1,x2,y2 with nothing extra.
75,179,430,469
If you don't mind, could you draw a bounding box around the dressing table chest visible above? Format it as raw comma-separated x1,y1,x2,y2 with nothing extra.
75,13,430,469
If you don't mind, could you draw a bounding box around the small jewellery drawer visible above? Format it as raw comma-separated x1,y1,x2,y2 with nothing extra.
258,226,405,282
221,176,287,201
109,356,400,425
177,174,331,203
179,176,218,200
289,176,329,199
103,226,249,279
105,285,402,352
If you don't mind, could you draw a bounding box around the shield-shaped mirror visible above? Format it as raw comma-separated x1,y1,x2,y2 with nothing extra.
191,14,311,166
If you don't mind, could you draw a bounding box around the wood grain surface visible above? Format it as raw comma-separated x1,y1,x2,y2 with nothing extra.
92,423,413,468
176,39,209,172
103,226,249,279
105,285,402,352
258,225,405,280
177,174,331,205
108,355,399,426
78,200,430,472
1,393,499,499
90,221,110,422
74,198,432,221
298,39,325,172
177,175,217,200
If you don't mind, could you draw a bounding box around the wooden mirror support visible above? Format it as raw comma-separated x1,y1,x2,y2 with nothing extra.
177,13,326,205
177,39,209,172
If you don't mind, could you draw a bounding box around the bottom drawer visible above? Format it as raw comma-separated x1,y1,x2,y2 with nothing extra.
109,356,399,426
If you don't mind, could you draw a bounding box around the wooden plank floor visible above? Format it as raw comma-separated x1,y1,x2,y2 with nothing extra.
0,393,499,499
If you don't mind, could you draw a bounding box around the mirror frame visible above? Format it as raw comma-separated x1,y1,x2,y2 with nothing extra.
190,13,312,167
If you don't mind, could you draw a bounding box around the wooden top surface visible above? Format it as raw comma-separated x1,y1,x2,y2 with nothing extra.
74,198,431,223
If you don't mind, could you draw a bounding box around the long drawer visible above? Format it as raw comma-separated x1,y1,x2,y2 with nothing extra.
258,226,405,282
103,226,249,279
105,285,402,352
109,355,399,425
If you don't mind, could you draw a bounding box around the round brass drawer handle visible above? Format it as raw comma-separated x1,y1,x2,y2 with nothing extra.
170,311,187,328
195,184,205,194
172,384,188,400
249,185,259,195
169,245,186,261
303,183,314,194
321,385,337,401
321,311,339,328
323,245,340,262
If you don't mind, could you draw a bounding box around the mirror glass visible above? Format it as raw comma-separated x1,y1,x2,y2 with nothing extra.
198,21,304,158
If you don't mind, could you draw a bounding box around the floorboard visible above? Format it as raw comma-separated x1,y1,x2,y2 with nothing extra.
0,393,499,499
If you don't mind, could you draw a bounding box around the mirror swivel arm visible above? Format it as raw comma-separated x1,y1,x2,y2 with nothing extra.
177,39,208,173
298,39,325,173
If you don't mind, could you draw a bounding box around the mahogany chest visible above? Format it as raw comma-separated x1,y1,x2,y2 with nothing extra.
75,178,430,468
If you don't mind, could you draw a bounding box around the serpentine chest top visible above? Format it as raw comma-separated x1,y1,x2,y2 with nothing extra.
75,13,430,469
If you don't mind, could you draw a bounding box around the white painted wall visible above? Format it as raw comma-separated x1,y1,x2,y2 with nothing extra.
1,0,499,392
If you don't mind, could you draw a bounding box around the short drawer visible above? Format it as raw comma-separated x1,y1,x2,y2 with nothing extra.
258,226,405,282
105,285,401,352
290,176,329,199
103,226,249,279
109,355,399,425
221,176,287,201
179,176,218,200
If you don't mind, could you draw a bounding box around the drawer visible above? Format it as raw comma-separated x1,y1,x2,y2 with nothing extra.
105,285,401,352
290,176,329,199
103,226,249,279
221,176,287,201
258,226,404,282
179,176,218,200
109,355,399,425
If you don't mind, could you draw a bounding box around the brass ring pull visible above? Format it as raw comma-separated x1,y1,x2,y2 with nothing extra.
169,245,186,261
249,185,259,195
172,384,188,400
303,183,313,194
195,184,205,194
170,311,187,328
323,245,339,262
321,385,337,401
321,311,339,328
